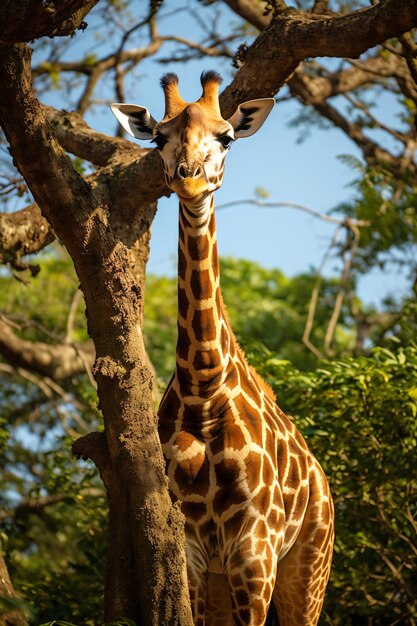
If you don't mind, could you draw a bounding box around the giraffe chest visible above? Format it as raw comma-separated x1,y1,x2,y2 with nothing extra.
160,380,270,497
158,379,311,542
162,416,264,515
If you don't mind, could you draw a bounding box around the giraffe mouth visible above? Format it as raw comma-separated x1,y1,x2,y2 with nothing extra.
172,176,209,200
178,191,212,211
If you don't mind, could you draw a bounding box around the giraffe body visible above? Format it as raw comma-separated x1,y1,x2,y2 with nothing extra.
111,72,334,626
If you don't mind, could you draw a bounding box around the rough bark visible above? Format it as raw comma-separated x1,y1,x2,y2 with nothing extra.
0,552,29,626
0,0,99,48
0,43,192,626
0,203,54,265
0,107,167,266
219,0,417,116
44,106,143,167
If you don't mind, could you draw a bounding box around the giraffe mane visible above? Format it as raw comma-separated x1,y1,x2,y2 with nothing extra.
249,365,277,402
218,291,277,402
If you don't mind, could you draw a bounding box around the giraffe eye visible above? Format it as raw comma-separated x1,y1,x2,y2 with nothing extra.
218,135,234,149
151,132,167,150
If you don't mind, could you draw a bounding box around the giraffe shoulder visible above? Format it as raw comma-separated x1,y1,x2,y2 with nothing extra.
227,318,277,403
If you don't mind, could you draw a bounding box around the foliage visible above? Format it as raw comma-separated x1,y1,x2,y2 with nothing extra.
1,432,106,624
0,256,105,624
144,273,177,382
220,257,354,368
0,251,87,343
335,159,417,276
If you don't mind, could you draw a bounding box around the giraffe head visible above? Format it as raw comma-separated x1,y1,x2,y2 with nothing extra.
111,72,274,208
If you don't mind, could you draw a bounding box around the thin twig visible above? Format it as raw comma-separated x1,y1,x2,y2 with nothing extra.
0,363,53,398
65,287,83,342
216,198,369,227
343,92,408,145
0,488,105,520
324,219,360,354
302,226,342,358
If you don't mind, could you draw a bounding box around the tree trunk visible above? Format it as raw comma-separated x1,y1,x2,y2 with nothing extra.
0,43,193,625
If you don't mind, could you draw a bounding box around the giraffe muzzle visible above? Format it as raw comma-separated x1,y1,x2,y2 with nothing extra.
172,161,209,199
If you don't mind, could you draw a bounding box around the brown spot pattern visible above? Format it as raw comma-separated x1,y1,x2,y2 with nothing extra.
191,269,213,300
192,308,217,342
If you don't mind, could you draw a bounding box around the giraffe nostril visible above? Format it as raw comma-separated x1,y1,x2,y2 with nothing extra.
177,164,188,179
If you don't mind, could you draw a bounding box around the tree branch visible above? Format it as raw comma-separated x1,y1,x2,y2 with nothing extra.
0,488,104,521
0,107,167,270
289,56,397,102
288,70,416,175
399,32,417,87
44,105,143,167
0,551,29,626
0,317,95,381
216,197,369,226
221,0,269,31
0,0,98,48
0,203,54,265
302,226,341,359
220,0,417,117
0,45,99,247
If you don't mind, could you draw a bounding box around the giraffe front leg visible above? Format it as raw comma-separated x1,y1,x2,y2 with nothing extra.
206,571,234,626
187,534,236,625
221,519,280,626
185,532,209,626
188,575,207,626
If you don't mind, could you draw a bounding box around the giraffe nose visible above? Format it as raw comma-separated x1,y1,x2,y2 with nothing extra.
176,162,203,179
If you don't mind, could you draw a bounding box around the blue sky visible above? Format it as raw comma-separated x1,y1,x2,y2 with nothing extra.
35,0,411,307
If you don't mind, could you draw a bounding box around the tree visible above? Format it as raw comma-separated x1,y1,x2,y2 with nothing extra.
0,1,417,623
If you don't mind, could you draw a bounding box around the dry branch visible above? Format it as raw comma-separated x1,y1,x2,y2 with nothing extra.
0,203,54,265
0,317,94,381
0,551,29,626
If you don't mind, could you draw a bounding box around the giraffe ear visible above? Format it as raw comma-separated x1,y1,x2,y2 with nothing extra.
228,98,275,139
111,103,157,140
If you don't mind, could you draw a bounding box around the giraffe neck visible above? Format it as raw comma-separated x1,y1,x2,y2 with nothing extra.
176,194,231,394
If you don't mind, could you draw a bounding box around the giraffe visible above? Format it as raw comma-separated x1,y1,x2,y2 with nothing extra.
111,71,334,626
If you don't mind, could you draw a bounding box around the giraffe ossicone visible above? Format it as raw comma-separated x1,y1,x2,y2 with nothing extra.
111,71,334,626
